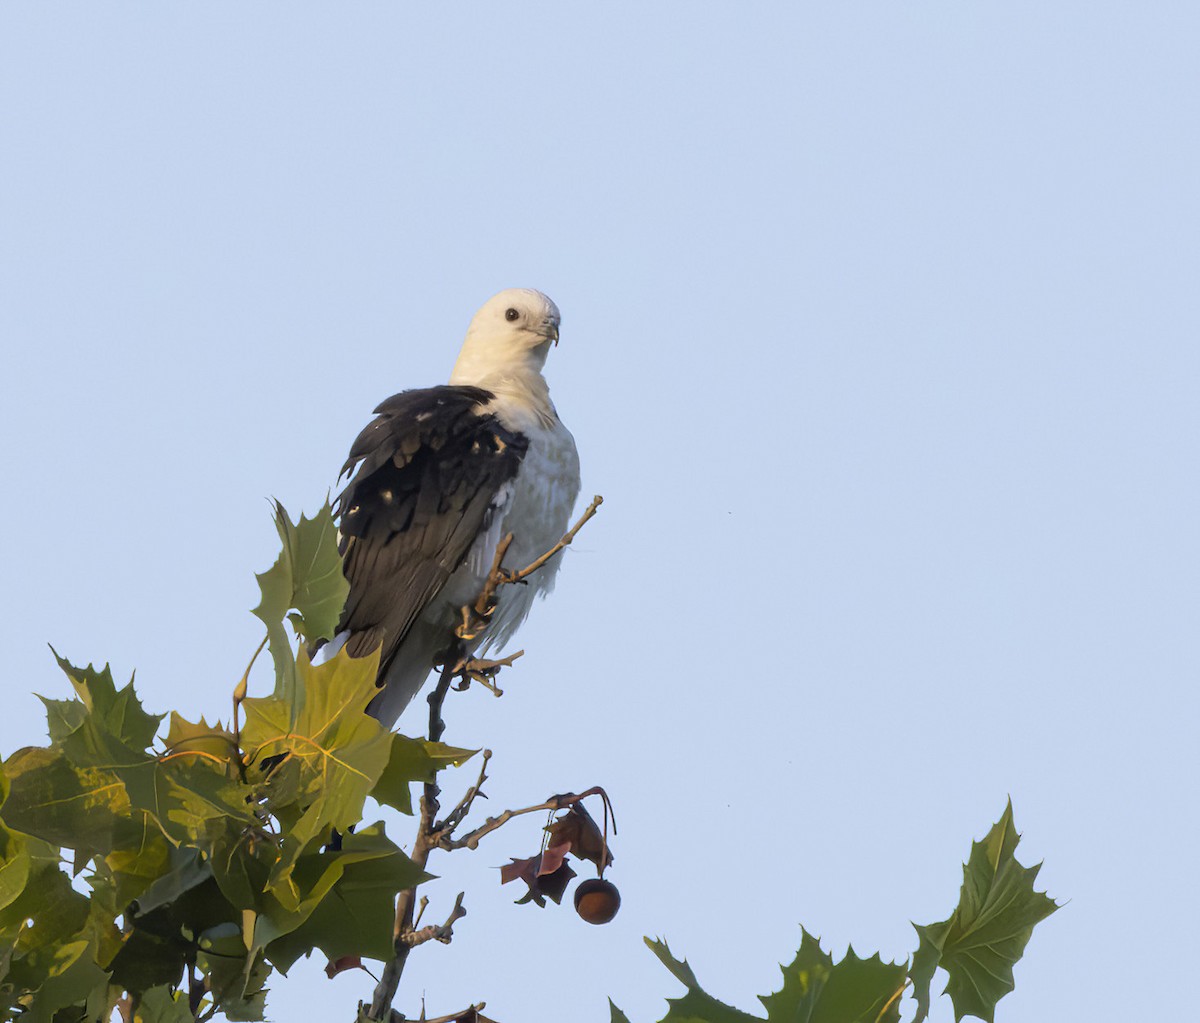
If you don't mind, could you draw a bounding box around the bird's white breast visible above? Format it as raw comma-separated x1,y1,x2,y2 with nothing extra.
484,409,581,651
431,398,581,654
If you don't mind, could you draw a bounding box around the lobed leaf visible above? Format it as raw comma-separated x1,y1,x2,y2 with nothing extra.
372,734,478,815
242,647,391,889
644,938,765,1023
50,651,163,751
251,501,349,709
259,823,429,973
909,800,1058,1023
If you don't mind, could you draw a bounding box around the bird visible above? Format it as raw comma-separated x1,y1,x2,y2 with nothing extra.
325,288,581,728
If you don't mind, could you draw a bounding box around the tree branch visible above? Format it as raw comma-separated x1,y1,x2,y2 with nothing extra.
366,657,459,1019
402,891,466,948
438,787,612,853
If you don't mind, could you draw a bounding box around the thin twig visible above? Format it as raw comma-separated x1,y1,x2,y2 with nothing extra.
366,655,459,1020
439,787,611,852
434,749,491,836
402,891,466,948
506,493,603,583
412,895,429,929
462,494,603,639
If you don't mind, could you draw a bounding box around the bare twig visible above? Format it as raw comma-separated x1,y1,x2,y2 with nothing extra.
434,750,491,836
412,895,429,929
367,651,461,1020
467,535,515,624
459,494,604,642
439,787,613,853
506,493,603,584
402,891,466,948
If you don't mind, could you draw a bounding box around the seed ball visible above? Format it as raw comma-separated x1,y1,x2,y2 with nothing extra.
574,878,621,925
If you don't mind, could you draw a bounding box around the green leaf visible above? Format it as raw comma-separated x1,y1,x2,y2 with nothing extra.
645,937,765,1023
644,932,906,1023
200,949,271,1022
50,651,163,751
82,871,124,973
610,1000,634,1023
130,847,213,917
104,815,173,907
908,920,951,1023
2,747,130,852
162,712,239,760
132,985,194,1023
150,754,254,847
251,501,350,707
0,819,31,915
372,734,479,815
759,931,906,1023
23,938,109,1023
0,855,98,1020
241,647,391,888
39,697,86,744
105,926,187,994
261,823,429,972
909,800,1058,1023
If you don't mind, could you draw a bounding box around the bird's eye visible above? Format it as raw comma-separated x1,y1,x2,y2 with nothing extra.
505,308,520,322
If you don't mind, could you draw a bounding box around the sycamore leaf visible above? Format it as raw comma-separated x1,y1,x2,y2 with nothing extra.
50,651,163,750
163,712,239,760
103,814,172,908
610,1001,634,1023
0,857,97,1020
645,938,764,1023
758,930,907,1023
242,648,392,888
0,831,30,915
22,937,109,1023
133,985,195,1023
200,949,271,1022
130,847,213,918
83,871,124,971
261,823,430,972
909,800,1058,1023
39,697,86,744
2,747,130,852
252,501,350,707
150,755,254,847
372,734,478,815
105,926,188,993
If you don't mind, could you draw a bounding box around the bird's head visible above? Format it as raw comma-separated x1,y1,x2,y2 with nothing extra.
452,289,562,383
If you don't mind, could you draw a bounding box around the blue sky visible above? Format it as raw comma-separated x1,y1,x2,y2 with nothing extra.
1,4,1197,1022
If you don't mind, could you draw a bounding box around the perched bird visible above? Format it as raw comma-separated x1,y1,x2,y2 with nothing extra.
327,289,581,728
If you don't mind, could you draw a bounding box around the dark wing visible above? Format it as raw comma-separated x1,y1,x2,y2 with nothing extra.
334,385,528,677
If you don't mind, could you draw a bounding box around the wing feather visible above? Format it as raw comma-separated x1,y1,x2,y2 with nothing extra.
334,385,528,678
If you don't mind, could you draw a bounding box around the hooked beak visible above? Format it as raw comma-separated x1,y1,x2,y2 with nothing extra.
546,322,560,346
